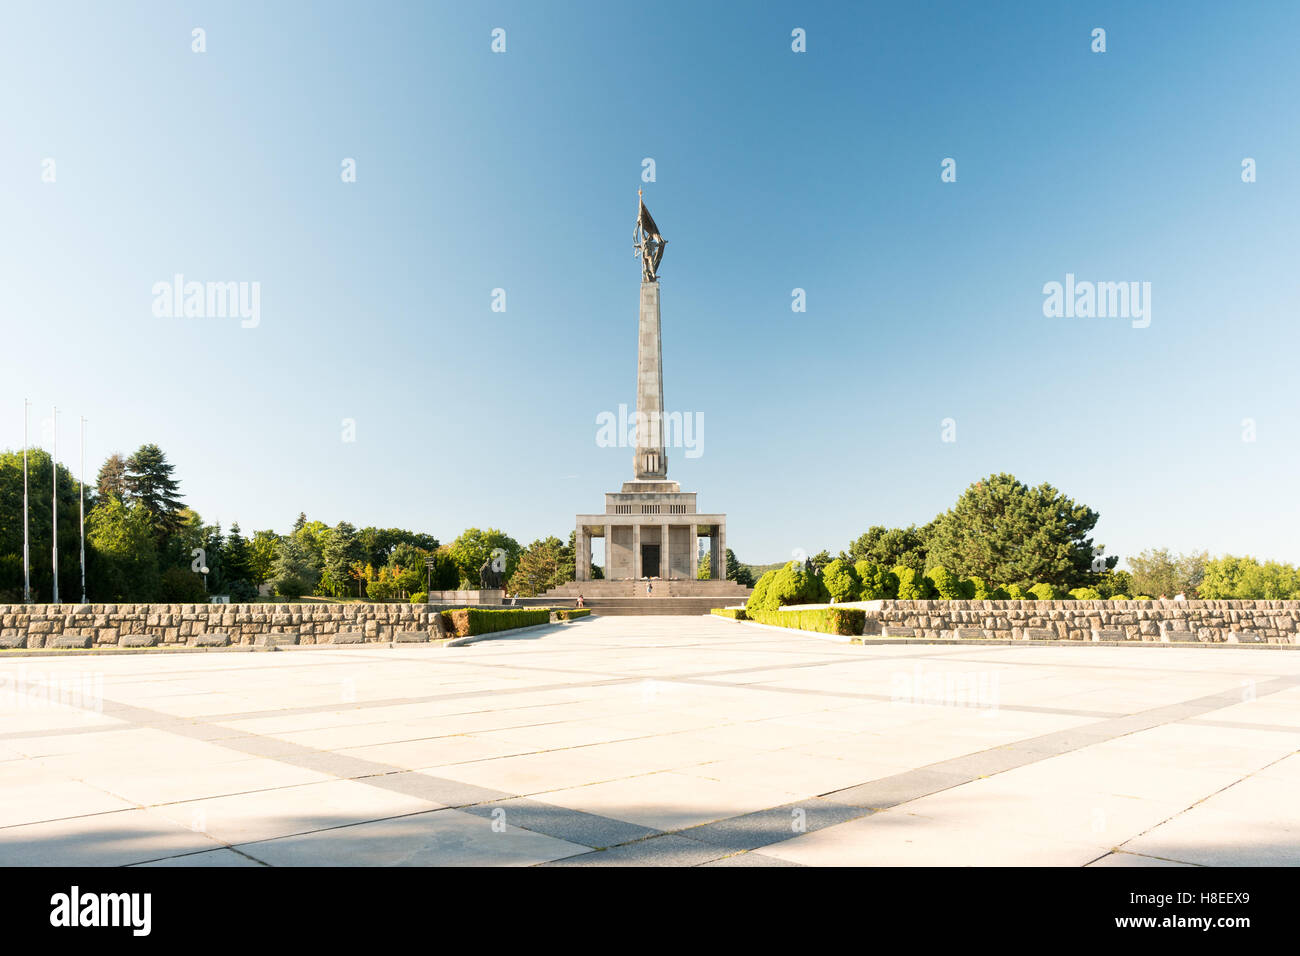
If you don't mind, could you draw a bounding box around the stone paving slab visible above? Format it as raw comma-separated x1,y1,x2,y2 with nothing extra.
701,851,805,867
235,806,588,866
680,798,867,853
461,796,659,848
540,834,728,867
1,614,1296,866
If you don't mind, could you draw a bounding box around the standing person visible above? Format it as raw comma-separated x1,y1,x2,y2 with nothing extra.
646,580,653,596
511,591,518,606
577,594,584,608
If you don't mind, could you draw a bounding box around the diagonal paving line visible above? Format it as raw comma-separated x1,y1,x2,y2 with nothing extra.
822,677,1300,811
0,694,673,860
537,675,1300,865
1100,748,1300,866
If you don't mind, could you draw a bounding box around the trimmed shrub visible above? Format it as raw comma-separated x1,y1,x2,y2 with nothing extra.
1068,587,1101,601
968,576,989,600
854,561,898,600
1028,582,1060,600
410,591,428,604
895,565,935,600
1134,595,1154,601
1006,583,1029,600
711,607,747,620
822,559,861,603
768,561,829,608
441,607,550,637
747,607,865,636
924,566,964,599
1109,594,1130,601
746,570,777,615
555,608,591,620
987,586,1011,600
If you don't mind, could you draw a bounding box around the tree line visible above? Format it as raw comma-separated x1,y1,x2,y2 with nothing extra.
6,454,1293,604
796,473,1300,600
0,444,617,602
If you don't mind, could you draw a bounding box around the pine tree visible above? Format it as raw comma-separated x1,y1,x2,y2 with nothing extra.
726,549,755,586
124,444,184,540
225,523,252,583
96,453,128,501
272,534,319,597
203,522,225,593
322,522,362,597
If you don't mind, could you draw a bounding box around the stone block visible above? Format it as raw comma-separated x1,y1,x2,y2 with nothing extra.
1091,628,1127,642
120,634,158,648
188,633,230,647
1227,631,1265,644
330,630,365,644
954,627,992,640
255,631,300,647
394,630,428,643
1023,627,1057,641
0,633,27,649
880,625,914,637
50,635,92,649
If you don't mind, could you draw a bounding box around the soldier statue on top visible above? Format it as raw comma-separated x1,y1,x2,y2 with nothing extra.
634,190,666,282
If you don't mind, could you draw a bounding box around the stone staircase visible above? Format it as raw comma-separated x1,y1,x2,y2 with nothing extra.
537,578,752,616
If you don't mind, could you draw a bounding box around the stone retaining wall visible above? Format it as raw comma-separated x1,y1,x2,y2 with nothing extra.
0,603,451,648
855,600,1300,644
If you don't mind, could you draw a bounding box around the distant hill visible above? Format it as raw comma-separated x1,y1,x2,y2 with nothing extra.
743,562,785,580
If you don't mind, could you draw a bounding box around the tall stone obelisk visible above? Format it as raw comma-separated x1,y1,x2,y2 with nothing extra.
634,279,666,479
568,192,735,587
632,191,668,481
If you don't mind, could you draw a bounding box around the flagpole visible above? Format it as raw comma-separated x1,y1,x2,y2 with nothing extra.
80,416,87,604
22,399,31,604
51,405,59,605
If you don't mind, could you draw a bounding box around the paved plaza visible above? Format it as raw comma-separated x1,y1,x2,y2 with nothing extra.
1,615,1297,866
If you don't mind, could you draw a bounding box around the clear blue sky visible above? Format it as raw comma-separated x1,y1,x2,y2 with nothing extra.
3,1,1298,568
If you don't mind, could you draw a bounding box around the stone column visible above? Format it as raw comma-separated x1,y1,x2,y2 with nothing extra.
633,524,641,580
575,522,587,581
603,523,611,580
633,281,667,480
710,528,721,580
689,523,698,580
661,523,669,578
717,522,726,581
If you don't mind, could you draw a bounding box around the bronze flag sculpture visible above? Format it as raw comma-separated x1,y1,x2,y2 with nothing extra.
634,191,666,282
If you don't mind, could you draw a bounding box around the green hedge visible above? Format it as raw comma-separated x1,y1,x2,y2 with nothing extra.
711,607,747,619
441,607,550,637
747,607,865,636
555,608,591,620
